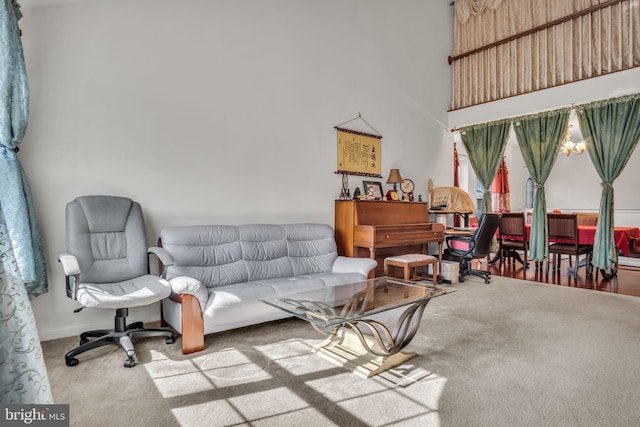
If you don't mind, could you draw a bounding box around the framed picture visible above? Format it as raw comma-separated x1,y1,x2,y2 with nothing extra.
362,180,383,200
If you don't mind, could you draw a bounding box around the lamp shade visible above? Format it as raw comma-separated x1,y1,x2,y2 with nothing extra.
386,169,403,184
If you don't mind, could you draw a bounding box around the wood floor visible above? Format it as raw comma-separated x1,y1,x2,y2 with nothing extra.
479,254,640,297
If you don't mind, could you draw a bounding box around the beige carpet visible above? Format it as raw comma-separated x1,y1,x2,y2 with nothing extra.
42,276,640,427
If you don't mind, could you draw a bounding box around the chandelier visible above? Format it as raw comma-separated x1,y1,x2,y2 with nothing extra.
560,124,586,156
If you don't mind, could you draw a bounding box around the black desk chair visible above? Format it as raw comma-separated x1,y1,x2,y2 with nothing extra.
446,214,501,284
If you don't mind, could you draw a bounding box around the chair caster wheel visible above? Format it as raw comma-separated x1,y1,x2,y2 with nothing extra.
66,358,79,367
124,359,136,368
166,337,175,344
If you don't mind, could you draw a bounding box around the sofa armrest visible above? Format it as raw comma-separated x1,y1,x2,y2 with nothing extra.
177,294,205,354
167,276,207,354
331,256,377,277
168,276,208,312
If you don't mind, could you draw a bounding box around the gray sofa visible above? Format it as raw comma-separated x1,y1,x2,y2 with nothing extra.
157,223,377,353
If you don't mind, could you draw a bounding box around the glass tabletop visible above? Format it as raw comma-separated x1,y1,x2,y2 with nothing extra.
261,276,455,328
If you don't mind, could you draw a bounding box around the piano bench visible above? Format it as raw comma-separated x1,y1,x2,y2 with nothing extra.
384,254,438,286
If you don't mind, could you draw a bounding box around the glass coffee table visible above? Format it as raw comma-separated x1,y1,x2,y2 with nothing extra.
261,276,455,378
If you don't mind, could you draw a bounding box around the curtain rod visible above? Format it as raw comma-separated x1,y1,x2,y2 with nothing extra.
450,92,640,132
450,104,578,133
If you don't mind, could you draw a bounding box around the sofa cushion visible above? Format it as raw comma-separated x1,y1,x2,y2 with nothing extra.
284,224,338,275
161,225,249,287
239,224,294,281
161,223,360,298
201,274,358,334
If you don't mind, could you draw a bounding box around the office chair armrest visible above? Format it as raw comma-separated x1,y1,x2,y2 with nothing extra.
148,246,174,266
445,234,472,247
58,253,80,275
148,246,174,278
445,236,476,258
58,253,81,300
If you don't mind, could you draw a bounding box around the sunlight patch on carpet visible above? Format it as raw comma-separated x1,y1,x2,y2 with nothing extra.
305,370,446,426
198,348,272,383
142,336,446,426
255,338,337,375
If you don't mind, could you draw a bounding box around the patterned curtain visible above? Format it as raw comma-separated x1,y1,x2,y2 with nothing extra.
0,0,47,297
513,108,571,261
455,0,504,23
576,93,640,270
1,0,52,405
452,0,640,109
460,119,511,214
1,209,53,404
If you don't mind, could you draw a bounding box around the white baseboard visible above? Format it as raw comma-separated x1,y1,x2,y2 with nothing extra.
619,256,640,268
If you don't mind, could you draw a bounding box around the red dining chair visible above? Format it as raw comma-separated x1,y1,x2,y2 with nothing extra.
630,237,640,258
546,213,593,276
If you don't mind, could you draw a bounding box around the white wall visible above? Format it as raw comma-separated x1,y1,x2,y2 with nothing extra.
448,68,640,226
18,0,454,340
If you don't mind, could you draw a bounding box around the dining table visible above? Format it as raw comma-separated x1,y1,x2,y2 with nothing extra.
523,224,640,257
491,223,640,271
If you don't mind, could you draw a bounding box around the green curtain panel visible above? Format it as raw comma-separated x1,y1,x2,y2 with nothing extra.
576,93,640,270
513,108,570,261
460,119,511,214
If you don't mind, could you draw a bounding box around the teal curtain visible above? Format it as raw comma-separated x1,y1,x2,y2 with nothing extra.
1,0,52,405
0,0,47,297
513,108,570,261
460,119,511,214
576,93,640,270
1,208,53,404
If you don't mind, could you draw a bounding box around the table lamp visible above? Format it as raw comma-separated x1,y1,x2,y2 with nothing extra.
386,169,403,191
386,169,403,201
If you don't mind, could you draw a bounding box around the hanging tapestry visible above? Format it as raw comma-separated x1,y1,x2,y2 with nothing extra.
335,114,382,177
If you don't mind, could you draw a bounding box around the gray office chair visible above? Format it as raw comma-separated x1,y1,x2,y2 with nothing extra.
58,195,175,367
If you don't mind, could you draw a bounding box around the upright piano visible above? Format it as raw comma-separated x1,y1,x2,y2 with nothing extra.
334,200,444,277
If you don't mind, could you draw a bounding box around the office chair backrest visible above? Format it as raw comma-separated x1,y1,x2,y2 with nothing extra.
499,212,526,239
473,214,501,257
66,195,148,284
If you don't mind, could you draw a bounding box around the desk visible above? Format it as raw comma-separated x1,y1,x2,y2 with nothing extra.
445,227,476,236
523,224,640,257
430,210,471,227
